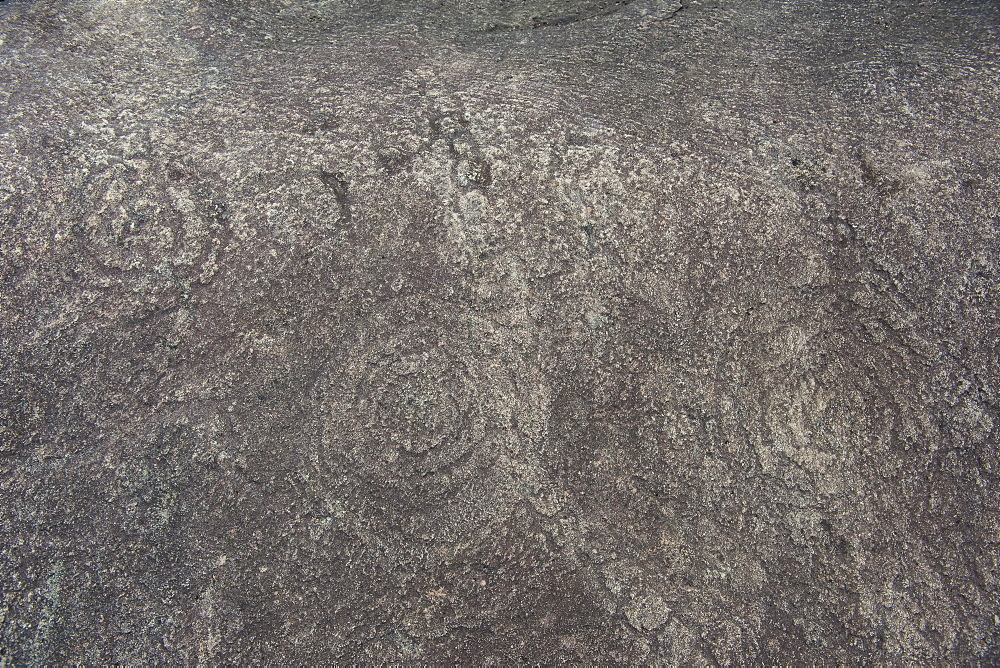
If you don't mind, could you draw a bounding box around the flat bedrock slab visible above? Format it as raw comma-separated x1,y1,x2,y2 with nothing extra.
0,0,998,663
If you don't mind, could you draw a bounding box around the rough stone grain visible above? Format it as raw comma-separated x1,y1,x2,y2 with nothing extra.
1,0,999,663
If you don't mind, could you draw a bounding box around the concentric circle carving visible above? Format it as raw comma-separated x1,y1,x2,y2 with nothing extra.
318,301,516,500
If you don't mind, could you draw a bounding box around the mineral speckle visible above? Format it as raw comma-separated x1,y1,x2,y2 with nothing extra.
1,0,999,663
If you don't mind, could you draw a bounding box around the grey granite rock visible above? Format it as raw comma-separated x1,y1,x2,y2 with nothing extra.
1,0,998,663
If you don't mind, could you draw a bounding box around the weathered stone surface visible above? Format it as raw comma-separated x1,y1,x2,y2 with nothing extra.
1,0,998,663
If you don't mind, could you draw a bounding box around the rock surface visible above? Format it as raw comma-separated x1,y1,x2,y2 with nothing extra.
1,0,999,663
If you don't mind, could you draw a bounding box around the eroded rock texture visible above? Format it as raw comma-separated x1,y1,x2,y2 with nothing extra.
1,0,998,663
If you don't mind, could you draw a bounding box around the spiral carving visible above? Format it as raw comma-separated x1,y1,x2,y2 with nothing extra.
318,301,514,500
